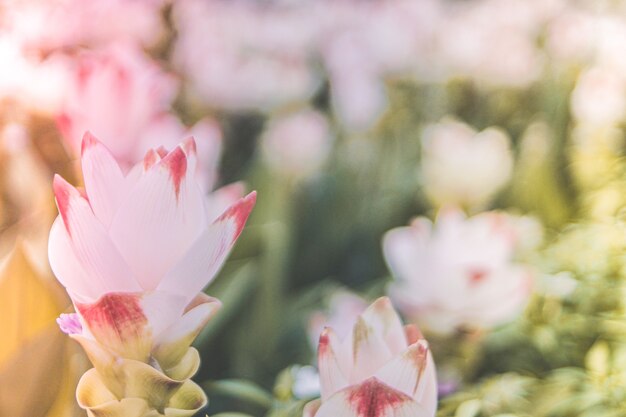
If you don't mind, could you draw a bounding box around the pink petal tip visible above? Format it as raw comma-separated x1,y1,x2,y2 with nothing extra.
216,191,257,237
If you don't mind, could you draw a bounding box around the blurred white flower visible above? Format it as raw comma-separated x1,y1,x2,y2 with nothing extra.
0,35,70,114
5,0,166,51
261,109,333,178
546,10,595,65
383,208,533,334
292,365,321,399
307,290,368,349
433,0,545,88
571,66,626,127
172,0,318,112
536,272,578,299
420,119,513,210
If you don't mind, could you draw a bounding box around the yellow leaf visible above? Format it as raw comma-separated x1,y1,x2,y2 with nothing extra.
0,325,66,417
0,244,65,367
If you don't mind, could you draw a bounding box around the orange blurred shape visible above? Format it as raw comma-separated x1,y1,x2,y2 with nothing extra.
0,244,83,417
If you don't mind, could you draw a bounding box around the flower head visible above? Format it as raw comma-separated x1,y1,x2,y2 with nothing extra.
420,119,513,210
383,208,532,334
304,297,437,417
48,132,256,415
57,44,223,183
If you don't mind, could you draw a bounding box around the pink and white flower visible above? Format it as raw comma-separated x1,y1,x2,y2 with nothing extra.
304,297,437,417
57,44,176,163
48,133,256,366
57,43,224,185
383,209,533,335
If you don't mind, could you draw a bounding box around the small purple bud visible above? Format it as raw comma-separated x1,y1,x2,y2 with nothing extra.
57,313,83,335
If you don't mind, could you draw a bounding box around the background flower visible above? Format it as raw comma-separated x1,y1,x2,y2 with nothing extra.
383,209,533,334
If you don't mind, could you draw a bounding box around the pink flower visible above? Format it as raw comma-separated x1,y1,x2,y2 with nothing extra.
173,0,318,112
261,109,333,178
383,208,532,335
48,133,256,364
304,297,437,417
57,44,177,163
7,0,165,51
57,43,224,185
308,290,368,349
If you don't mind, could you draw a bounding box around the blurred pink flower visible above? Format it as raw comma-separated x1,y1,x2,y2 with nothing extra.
304,297,437,417
57,43,224,185
308,290,368,349
0,34,71,113
172,0,437,126
546,10,595,64
420,119,513,210
433,0,545,88
173,0,318,112
5,0,165,51
48,133,256,362
383,209,532,335
57,44,177,164
570,66,626,127
261,109,332,178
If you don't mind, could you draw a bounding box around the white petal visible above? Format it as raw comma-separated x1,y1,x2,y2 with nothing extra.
416,353,438,417
157,192,256,302
153,295,222,369
351,317,394,383
52,176,141,297
360,297,409,355
109,145,207,290
318,328,349,401
374,340,429,398
303,399,321,417
49,217,100,301
382,221,432,287
80,132,128,227
140,291,189,339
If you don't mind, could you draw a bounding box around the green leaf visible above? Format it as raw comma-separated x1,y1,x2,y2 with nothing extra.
204,379,273,410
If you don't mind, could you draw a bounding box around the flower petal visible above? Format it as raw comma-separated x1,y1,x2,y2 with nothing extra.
374,340,430,398
351,317,393,383
76,368,150,417
157,192,256,302
415,353,438,417
52,176,141,299
75,292,152,362
165,380,208,417
153,295,222,370
49,217,100,301
108,145,207,290
205,182,246,221
315,378,429,417
360,297,408,355
162,347,201,381
318,328,349,401
81,132,128,227
303,399,322,417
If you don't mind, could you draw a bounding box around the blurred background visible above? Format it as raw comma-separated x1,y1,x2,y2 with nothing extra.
3,0,626,416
